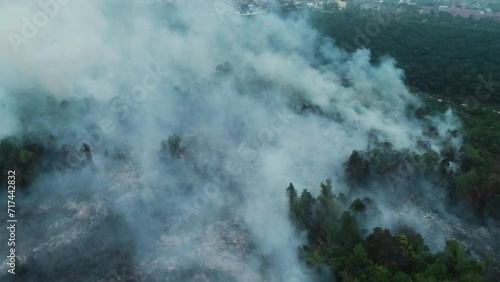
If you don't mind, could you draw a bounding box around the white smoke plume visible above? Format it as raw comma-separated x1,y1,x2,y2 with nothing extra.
0,1,469,281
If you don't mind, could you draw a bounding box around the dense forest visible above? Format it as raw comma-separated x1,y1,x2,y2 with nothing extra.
1,2,500,281
311,7,500,104
286,180,489,281
278,7,500,281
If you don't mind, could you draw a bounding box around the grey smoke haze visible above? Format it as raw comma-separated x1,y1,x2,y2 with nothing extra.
0,1,468,281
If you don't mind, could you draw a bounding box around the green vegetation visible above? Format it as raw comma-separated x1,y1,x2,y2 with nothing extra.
0,137,43,188
161,134,185,159
311,8,500,104
286,180,488,281
453,109,500,218
414,94,500,218
307,5,500,219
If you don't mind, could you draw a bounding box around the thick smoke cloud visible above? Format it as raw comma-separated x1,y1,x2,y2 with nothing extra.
0,1,468,281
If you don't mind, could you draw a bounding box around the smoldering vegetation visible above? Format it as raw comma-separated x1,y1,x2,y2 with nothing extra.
0,1,497,281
